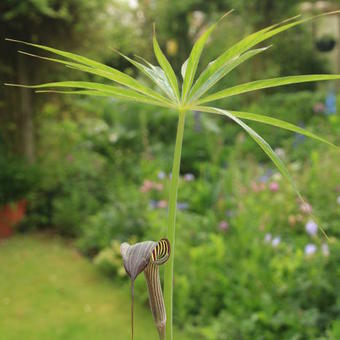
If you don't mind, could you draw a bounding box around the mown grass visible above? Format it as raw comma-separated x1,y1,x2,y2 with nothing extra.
0,234,187,340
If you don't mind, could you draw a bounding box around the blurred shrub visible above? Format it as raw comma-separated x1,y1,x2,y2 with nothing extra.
77,183,148,255
0,148,37,205
14,93,340,339
94,239,126,277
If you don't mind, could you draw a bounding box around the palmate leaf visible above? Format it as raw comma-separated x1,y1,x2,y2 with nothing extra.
6,39,172,105
198,75,340,104
189,11,340,102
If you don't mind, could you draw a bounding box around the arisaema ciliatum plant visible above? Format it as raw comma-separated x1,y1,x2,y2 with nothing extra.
6,10,340,340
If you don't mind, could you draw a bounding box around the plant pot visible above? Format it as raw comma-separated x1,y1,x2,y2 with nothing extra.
0,199,27,239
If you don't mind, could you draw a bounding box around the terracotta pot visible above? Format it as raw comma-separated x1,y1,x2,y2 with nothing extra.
0,200,27,239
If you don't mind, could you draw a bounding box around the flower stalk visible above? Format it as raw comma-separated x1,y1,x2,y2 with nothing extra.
164,109,186,340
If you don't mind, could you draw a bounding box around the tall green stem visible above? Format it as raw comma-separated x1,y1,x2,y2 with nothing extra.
164,110,186,340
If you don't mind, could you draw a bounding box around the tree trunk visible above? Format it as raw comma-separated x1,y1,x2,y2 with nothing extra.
17,54,35,163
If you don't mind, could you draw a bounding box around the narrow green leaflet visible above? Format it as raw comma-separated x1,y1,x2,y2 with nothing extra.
188,22,278,100
117,51,177,101
189,46,271,102
181,59,188,80
36,90,110,96
6,81,172,107
225,110,336,147
190,11,340,102
195,105,329,238
6,38,127,74
7,39,171,105
153,28,180,102
194,105,301,196
198,75,340,104
181,23,217,101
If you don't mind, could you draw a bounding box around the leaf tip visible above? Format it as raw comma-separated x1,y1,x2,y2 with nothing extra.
219,9,234,22
152,22,156,37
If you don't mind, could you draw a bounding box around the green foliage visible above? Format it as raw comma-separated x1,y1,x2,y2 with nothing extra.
0,148,37,204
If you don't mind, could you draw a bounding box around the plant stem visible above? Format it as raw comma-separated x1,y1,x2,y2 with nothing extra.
164,110,186,340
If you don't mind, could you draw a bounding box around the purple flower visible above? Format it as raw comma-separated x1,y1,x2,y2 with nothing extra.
218,220,229,232
264,233,272,243
322,243,330,257
149,200,158,209
305,243,317,256
269,182,279,192
272,236,281,247
305,219,318,236
177,202,189,210
157,171,166,180
184,173,195,181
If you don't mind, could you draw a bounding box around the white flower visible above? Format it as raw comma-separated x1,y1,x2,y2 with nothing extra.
272,173,282,182
274,148,286,159
108,133,118,143
322,243,330,257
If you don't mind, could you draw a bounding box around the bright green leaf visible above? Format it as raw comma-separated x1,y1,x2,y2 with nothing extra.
8,40,171,105
6,81,173,107
225,110,335,147
152,28,180,102
198,74,340,104
191,11,339,102
189,46,271,102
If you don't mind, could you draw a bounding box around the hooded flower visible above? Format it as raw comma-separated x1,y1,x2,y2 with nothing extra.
121,239,170,340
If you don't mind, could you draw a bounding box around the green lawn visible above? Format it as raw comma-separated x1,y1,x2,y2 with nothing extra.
0,234,186,340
